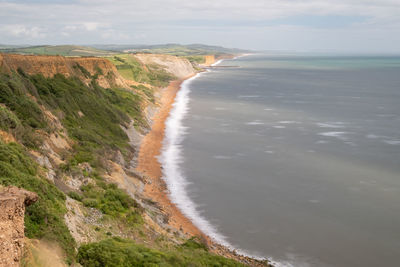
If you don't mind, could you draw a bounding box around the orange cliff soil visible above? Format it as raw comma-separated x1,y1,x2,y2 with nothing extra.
0,53,138,89
0,186,38,267
203,55,216,66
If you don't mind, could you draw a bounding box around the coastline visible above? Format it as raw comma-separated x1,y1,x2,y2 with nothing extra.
136,77,205,238
135,58,270,266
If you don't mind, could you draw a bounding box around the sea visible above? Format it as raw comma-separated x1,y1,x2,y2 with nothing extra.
160,54,400,267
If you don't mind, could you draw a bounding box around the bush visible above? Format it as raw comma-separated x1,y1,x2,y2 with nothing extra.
80,182,143,225
181,237,208,251
77,237,245,267
68,191,83,201
0,105,21,130
0,73,47,148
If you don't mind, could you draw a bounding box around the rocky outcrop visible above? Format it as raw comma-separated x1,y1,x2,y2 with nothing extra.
0,186,38,267
0,53,129,88
133,53,196,79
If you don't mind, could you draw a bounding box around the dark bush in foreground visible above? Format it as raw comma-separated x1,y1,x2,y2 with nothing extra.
78,237,245,267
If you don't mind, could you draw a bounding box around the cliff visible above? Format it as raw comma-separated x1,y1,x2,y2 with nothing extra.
0,186,38,267
133,53,195,79
0,53,129,88
0,53,267,267
203,55,216,66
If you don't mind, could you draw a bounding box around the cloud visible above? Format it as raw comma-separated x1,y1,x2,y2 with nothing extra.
0,0,399,51
0,24,46,38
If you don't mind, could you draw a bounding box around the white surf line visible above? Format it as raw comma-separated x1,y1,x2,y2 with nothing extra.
160,55,276,263
211,59,224,66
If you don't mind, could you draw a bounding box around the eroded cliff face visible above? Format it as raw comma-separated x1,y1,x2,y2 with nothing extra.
0,53,129,88
203,55,216,66
0,186,38,267
133,53,196,79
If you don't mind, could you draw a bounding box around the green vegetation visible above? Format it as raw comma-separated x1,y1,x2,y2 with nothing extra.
106,54,175,87
0,66,152,262
0,73,48,148
0,45,116,57
77,237,245,267
77,181,143,226
185,55,206,64
24,71,147,169
0,140,75,262
95,43,247,57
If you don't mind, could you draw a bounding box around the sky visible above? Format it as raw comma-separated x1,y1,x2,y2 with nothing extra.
1,0,400,52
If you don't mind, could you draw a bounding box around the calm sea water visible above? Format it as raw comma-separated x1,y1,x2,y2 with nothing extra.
161,55,400,267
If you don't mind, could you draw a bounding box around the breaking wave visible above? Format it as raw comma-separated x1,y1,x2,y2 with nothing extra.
159,62,268,261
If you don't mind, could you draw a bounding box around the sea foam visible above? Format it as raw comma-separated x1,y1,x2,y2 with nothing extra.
160,62,268,261
160,71,234,246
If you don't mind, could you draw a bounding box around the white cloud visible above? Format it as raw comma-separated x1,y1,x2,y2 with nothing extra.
0,0,399,51
0,24,46,38
82,22,103,31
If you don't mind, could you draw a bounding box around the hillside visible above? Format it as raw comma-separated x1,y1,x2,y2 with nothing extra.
94,43,250,56
0,53,268,266
0,45,116,57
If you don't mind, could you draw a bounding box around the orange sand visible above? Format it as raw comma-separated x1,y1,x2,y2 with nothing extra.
136,77,204,238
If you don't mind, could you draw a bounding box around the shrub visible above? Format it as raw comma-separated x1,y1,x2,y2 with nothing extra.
77,237,246,267
80,182,143,225
68,191,83,201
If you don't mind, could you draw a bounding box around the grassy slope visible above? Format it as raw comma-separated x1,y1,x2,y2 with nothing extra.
0,69,147,262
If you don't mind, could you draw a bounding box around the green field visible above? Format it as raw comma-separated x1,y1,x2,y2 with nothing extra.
0,45,116,57
94,43,249,57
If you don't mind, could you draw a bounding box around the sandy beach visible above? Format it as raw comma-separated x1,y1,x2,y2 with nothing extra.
136,77,205,238
135,74,269,267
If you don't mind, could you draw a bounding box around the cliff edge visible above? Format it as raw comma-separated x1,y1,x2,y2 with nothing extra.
0,186,38,267
0,53,130,89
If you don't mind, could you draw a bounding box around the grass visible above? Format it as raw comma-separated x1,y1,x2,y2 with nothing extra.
184,55,206,64
0,72,48,148
0,140,75,263
77,237,246,267
0,45,116,57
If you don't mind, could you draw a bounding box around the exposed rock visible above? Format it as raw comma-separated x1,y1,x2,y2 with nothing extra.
29,151,56,182
64,197,102,245
78,162,93,174
133,53,196,79
0,186,38,267
114,150,126,166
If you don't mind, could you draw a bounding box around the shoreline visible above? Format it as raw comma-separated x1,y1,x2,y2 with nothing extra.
136,77,206,238
135,59,270,266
